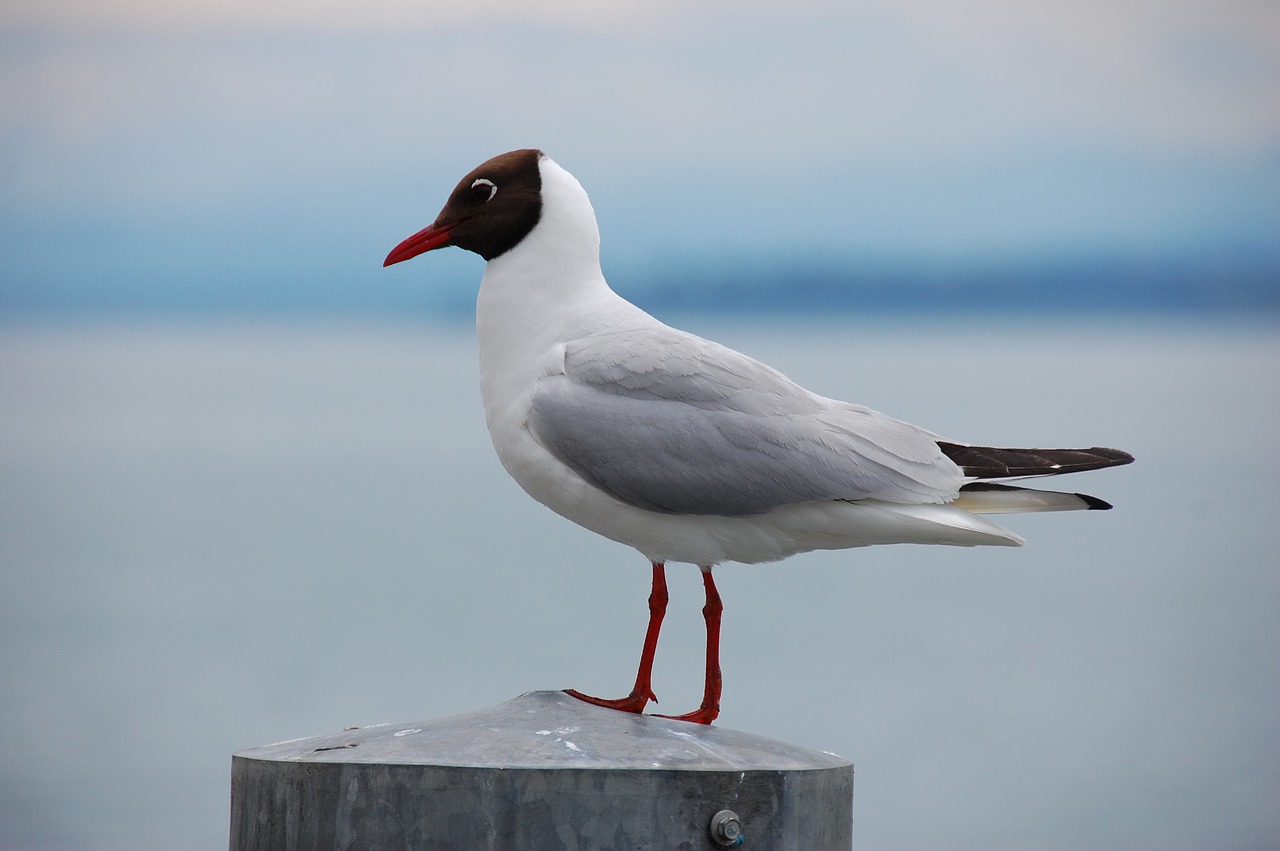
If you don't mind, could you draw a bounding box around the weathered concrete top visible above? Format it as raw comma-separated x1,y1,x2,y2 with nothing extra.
235,690,850,772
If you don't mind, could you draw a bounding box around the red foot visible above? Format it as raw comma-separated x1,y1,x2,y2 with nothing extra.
654,703,720,725
563,563,667,717
564,563,724,727
563,688,653,715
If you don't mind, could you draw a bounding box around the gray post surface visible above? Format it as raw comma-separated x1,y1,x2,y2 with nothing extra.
230,690,853,850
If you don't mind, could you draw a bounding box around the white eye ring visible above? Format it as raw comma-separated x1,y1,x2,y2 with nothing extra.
471,178,497,202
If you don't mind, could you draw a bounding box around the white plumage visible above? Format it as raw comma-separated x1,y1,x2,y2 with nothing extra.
383,148,1132,723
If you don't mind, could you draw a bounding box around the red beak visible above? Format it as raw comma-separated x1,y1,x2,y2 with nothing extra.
383,221,458,267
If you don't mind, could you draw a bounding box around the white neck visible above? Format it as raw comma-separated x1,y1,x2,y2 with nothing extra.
479,156,608,316
474,156,636,429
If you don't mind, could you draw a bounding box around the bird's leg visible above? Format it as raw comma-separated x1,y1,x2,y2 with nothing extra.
656,566,722,725
565,561,667,714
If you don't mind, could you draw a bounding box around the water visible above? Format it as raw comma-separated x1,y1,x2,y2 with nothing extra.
1,315,1277,851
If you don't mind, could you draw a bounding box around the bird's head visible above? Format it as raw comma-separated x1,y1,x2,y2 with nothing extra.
384,148,544,266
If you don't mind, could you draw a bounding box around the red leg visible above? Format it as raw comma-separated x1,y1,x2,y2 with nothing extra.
656,566,722,725
565,562,667,714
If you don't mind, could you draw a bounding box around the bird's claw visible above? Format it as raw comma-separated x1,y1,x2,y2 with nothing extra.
653,704,719,725
563,688,653,714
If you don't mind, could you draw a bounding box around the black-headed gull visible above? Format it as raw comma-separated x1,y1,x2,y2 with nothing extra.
384,149,1133,724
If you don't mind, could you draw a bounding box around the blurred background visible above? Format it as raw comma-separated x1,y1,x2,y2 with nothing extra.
2,2,1277,849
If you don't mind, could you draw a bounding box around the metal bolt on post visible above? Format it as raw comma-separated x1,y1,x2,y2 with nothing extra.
710,808,745,846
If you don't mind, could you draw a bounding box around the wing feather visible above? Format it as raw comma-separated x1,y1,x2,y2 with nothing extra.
528,327,961,516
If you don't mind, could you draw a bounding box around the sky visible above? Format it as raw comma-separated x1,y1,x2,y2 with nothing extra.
1,0,1278,315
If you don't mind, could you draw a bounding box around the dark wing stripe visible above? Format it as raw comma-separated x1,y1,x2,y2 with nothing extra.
959,481,1114,510
938,443,1134,478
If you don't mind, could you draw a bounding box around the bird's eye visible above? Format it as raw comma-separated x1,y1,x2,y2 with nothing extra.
471,178,497,203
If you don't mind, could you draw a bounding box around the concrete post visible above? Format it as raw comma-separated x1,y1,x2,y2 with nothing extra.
230,690,853,850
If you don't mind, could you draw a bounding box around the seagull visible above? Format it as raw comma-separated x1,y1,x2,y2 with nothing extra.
383,149,1133,725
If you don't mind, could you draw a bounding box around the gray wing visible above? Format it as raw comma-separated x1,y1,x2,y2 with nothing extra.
528,326,962,516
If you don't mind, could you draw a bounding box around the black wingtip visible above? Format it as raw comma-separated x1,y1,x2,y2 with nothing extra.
1100,448,1136,467
938,443,1135,479
1078,493,1114,510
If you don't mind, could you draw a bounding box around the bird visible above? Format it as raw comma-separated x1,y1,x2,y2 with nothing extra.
383,148,1133,725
